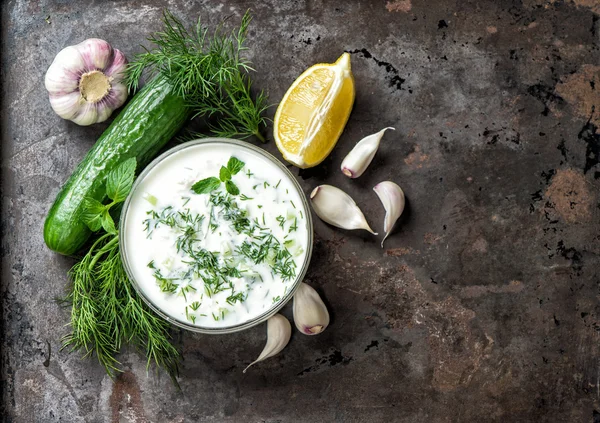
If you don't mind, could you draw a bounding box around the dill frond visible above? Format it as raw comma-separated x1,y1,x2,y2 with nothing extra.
126,10,269,142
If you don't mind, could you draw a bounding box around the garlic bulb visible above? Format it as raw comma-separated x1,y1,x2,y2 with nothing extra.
45,38,128,126
243,314,291,373
310,185,377,234
341,127,395,178
293,282,330,335
373,181,405,247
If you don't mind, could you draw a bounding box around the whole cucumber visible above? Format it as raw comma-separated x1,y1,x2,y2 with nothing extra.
44,75,190,255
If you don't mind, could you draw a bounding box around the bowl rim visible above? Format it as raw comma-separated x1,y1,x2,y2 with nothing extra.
119,138,313,334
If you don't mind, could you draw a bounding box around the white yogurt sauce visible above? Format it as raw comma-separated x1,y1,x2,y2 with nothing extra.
122,143,310,328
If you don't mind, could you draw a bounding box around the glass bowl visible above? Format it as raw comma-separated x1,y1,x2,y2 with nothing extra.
119,138,313,334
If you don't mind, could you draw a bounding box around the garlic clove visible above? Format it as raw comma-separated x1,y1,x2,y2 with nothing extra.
243,314,291,373
105,83,129,110
104,48,128,79
78,38,114,72
293,282,330,335
94,101,114,124
373,181,406,247
310,185,377,234
48,91,82,121
44,47,85,96
71,102,99,127
341,127,395,178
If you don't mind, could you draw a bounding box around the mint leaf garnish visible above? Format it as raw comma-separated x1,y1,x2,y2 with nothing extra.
225,180,240,195
101,210,117,234
192,177,221,194
106,158,137,203
81,197,106,231
227,157,245,175
219,166,232,182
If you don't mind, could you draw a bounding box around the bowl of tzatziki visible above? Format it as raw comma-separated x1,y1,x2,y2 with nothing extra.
119,138,313,334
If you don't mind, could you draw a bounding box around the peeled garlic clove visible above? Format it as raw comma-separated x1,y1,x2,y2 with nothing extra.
243,314,291,373
293,282,330,335
310,185,377,234
373,181,405,247
341,127,395,178
44,38,128,126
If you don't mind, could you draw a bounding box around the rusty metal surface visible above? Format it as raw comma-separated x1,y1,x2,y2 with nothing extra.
2,0,600,422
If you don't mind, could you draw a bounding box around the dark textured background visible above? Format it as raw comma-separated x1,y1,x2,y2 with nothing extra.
2,0,600,422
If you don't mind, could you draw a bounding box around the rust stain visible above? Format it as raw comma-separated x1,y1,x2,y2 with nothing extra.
404,145,430,168
470,237,488,253
571,0,600,14
458,280,524,298
418,297,492,391
524,0,600,14
555,65,600,129
486,26,498,34
363,263,491,391
385,0,412,13
385,247,416,256
424,232,442,245
544,168,593,224
109,371,148,423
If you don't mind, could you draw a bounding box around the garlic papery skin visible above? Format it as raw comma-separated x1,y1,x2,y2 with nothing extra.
45,38,128,126
373,181,405,247
243,314,291,373
310,185,377,234
341,127,395,178
293,282,330,335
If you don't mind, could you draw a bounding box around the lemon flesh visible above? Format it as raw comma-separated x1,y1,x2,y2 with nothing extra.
274,53,355,168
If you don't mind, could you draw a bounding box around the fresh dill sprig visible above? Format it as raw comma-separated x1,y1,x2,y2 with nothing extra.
62,233,180,383
126,10,269,142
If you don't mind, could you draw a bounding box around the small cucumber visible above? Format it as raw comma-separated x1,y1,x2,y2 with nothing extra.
44,76,190,255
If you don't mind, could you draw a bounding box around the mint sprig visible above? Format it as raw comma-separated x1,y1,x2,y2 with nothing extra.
191,156,245,196
191,177,221,194
81,158,137,234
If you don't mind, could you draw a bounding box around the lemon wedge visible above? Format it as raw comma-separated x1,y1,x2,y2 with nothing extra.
274,53,355,168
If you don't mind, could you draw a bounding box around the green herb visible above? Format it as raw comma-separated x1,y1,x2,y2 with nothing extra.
81,158,137,235
276,215,286,228
228,157,245,174
240,194,253,201
289,217,298,233
106,158,137,203
190,301,201,311
246,169,254,178
275,179,281,188
63,234,180,383
236,234,297,281
192,177,221,194
225,180,240,195
264,181,270,189
191,156,244,196
226,292,246,305
126,11,268,142
290,200,296,209
272,295,281,303
219,166,232,182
